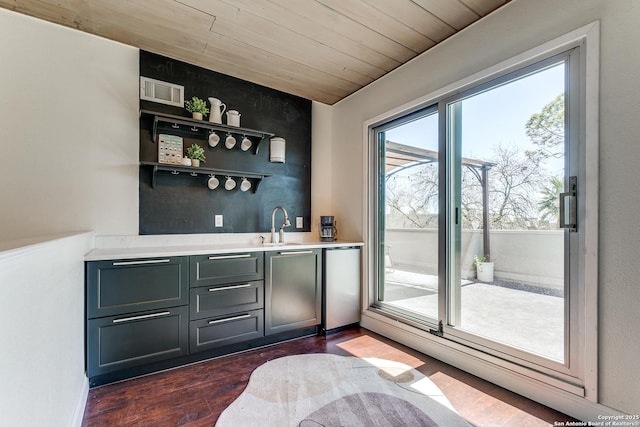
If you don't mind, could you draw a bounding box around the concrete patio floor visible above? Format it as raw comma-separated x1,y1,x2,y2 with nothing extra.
383,269,564,362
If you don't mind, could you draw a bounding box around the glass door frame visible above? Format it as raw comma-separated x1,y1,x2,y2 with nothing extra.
364,22,599,400
367,42,594,389
371,106,441,328
437,50,582,380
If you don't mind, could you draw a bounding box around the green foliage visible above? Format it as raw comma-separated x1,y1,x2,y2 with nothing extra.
525,94,564,160
538,176,563,223
186,144,206,162
185,96,210,115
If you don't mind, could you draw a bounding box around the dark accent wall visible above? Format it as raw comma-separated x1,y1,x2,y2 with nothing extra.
139,51,312,235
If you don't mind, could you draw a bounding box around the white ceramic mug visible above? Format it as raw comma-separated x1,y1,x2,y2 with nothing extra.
226,110,241,127
225,176,236,190
225,134,236,149
207,176,219,190
208,132,220,147
240,178,252,192
240,137,252,151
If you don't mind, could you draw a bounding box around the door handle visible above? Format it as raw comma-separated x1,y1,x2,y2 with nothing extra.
559,176,577,231
278,250,313,255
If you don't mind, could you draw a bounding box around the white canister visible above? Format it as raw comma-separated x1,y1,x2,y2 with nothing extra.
270,137,286,163
226,110,241,127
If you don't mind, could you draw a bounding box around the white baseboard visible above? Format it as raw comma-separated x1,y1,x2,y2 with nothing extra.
71,377,89,427
360,312,622,422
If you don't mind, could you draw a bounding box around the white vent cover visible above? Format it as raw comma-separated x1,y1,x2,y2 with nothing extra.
140,77,184,107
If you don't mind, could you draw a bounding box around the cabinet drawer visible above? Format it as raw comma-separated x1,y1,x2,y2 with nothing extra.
190,309,264,353
190,252,263,287
87,306,189,377
86,257,188,318
190,280,263,320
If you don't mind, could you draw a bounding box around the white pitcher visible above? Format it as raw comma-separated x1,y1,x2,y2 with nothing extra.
208,97,226,124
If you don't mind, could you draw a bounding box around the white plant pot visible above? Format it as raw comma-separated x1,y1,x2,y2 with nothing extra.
192,112,203,120
191,159,200,167
476,262,494,282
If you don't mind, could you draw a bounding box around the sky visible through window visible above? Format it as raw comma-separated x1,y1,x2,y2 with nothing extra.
385,62,565,174
384,62,566,226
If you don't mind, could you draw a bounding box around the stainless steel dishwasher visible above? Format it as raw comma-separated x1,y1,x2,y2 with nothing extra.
323,246,361,333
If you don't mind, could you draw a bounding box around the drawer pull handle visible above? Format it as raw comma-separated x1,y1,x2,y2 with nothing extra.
279,250,313,255
208,283,252,292
208,254,251,260
208,314,251,325
113,311,171,324
112,259,171,266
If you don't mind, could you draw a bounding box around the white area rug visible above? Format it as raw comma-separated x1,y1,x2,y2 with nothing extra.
216,353,470,427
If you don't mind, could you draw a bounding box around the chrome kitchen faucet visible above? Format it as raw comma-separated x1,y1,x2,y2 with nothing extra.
271,206,291,244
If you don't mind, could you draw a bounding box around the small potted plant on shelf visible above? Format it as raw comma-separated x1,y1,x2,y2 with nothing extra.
474,254,494,282
185,144,206,167
185,96,209,120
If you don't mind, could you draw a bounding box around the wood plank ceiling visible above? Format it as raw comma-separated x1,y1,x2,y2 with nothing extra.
0,0,509,104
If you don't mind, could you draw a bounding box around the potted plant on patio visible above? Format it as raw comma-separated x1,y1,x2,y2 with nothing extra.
474,255,494,282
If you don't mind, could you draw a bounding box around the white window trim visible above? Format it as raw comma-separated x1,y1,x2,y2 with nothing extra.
361,21,601,419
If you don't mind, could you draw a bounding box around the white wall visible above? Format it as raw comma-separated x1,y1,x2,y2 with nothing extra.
311,102,333,235
0,233,93,427
386,229,564,288
331,0,640,415
0,9,139,241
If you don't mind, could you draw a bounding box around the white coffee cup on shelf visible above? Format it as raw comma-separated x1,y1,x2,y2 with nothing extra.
240,137,252,151
208,132,220,147
225,176,236,190
240,178,252,192
207,176,219,190
225,134,236,149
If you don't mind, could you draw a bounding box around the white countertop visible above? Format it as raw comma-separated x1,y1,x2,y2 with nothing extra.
85,240,363,261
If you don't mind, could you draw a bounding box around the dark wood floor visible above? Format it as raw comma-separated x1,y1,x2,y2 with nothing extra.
82,327,576,426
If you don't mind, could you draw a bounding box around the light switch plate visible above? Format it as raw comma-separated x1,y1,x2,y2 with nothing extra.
214,215,223,227
296,217,303,228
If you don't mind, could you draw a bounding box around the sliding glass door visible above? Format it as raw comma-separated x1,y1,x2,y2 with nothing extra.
372,48,582,373
375,108,440,323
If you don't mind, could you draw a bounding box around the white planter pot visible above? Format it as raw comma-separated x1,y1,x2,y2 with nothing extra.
476,262,494,282
191,159,200,167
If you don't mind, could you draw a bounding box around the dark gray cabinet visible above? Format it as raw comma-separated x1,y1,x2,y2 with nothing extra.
87,257,188,318
188,252,265,353
190,252,263,287
86,247,328,384
87,306,189,376
190,280,263,320
86,257,189,378
189,309,263,353
265,249,322,335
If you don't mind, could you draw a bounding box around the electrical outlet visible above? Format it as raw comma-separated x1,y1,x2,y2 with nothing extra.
296,217,303,228
214,215,223,227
